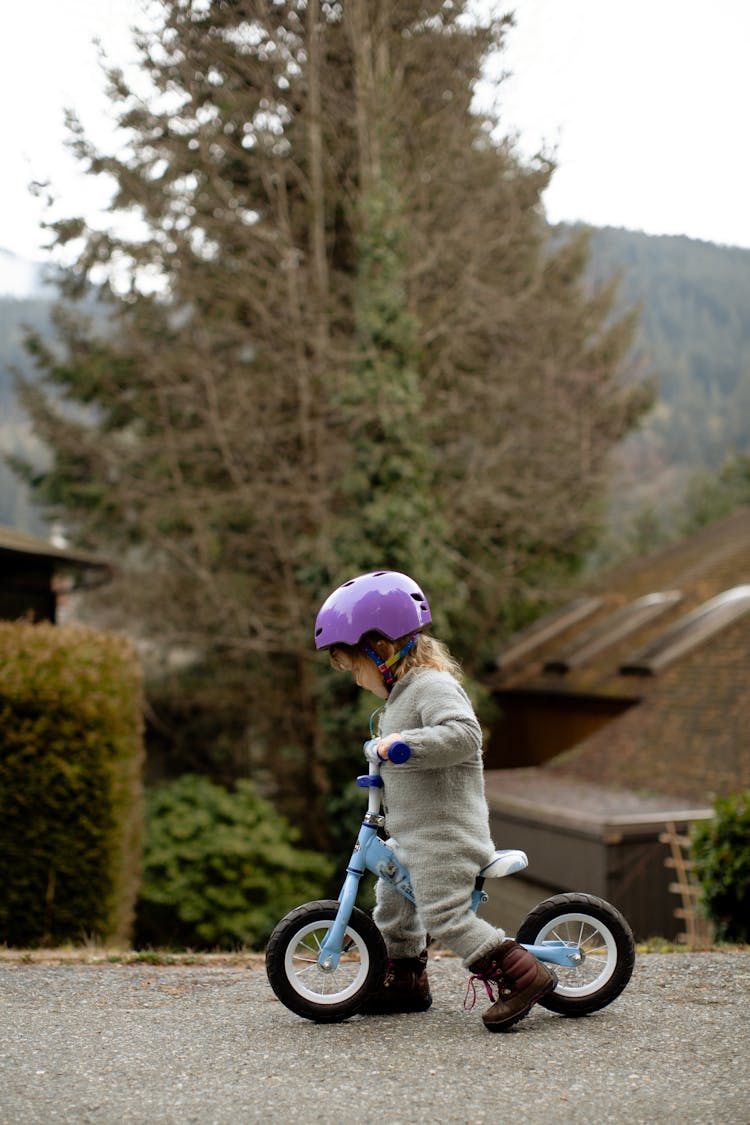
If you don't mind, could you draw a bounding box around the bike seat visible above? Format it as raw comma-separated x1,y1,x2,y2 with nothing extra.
478,849,528,878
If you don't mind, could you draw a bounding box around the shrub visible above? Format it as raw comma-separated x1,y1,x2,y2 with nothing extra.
135,774,334,949
0,622,144,946
691,790,750,943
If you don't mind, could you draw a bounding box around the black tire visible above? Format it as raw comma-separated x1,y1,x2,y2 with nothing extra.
265,900,387,1022
516,892,635,1017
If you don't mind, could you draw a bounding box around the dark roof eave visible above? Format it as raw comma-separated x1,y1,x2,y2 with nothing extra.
491,675,645,705
0,525,110,571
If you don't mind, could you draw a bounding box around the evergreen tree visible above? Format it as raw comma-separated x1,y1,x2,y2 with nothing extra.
15,1,645,840
678,453,750,535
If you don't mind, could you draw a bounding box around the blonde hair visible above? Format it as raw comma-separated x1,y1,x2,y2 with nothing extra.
331,631,463,683
397,633,464,682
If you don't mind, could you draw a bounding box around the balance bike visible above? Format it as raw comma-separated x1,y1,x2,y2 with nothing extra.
266,741,635,1022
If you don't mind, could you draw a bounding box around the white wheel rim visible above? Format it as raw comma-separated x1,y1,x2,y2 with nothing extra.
284,920,370,1005
533,911,617,997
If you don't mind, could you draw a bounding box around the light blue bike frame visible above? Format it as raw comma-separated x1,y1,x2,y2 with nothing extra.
315,747,582,971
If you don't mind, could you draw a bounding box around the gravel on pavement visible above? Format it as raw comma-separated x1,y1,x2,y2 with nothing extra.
0,951,748,1124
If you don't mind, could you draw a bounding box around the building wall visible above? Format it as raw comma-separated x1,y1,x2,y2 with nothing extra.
487,805,704,942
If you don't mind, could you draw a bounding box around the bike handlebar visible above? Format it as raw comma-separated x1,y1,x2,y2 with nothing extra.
363,739,412,764
387,741,411,764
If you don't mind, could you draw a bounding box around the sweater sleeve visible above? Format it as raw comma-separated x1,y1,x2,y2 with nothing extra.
394,673,482,769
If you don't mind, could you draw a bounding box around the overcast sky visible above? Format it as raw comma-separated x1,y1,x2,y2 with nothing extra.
2,0,748,262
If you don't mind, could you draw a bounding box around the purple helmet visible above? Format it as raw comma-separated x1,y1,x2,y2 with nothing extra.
314,571,432,649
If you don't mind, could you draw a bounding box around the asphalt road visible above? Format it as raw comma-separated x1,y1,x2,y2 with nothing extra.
0,951,748,1124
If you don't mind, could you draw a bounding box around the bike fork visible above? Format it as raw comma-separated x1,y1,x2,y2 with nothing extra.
316,819,378,970
316,818,415,969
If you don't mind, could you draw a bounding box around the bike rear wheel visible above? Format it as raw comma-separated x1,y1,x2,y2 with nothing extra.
266,900,387,1022
516,892,635,1016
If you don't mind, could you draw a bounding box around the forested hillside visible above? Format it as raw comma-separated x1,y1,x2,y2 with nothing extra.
2,226,749,535
0,296,52,532
586,226,750,511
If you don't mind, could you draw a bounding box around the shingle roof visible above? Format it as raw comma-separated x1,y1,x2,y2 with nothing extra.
490,508,750,803
491,507,750,701
546,609,750,803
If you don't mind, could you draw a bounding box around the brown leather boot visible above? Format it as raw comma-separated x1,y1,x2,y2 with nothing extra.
466,940,557,1032
360,949,432,1015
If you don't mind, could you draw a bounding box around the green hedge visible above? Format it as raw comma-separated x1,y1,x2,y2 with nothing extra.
691,790,750,943
135,774,334,950
0,622,144,947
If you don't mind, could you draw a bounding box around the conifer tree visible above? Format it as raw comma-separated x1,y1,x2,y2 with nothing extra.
16,1,647,837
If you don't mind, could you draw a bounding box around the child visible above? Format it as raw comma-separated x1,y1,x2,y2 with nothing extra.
315,569,556,1032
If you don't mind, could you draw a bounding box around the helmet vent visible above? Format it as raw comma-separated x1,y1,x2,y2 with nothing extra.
315,627,323,636
410,592,425,602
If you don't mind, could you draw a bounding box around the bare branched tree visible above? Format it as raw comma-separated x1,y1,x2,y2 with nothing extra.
16,1,647,840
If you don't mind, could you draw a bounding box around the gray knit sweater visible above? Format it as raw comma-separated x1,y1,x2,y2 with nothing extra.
377,668,495,872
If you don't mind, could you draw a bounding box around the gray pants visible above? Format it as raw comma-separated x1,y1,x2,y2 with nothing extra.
374,857,505,966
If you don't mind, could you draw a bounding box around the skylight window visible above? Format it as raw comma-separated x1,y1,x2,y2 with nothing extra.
543,591,683,674
496,597,601,671
620,585,750,675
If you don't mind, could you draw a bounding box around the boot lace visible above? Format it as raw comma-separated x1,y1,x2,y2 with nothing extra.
463,961,513,1011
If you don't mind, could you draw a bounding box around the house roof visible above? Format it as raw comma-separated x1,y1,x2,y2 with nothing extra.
484,768,712,837
544,605,750,803
489,507,750,804
491,506,750,701
0,525,110,575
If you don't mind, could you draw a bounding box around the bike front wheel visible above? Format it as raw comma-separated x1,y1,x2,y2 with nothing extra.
265,900,387,1022
516,892,635,1017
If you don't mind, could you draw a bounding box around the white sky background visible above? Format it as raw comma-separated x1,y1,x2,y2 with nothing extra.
482,0,750,249
1,0,749,262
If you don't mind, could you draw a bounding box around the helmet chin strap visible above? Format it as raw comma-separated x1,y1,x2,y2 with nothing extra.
362,635,418,693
